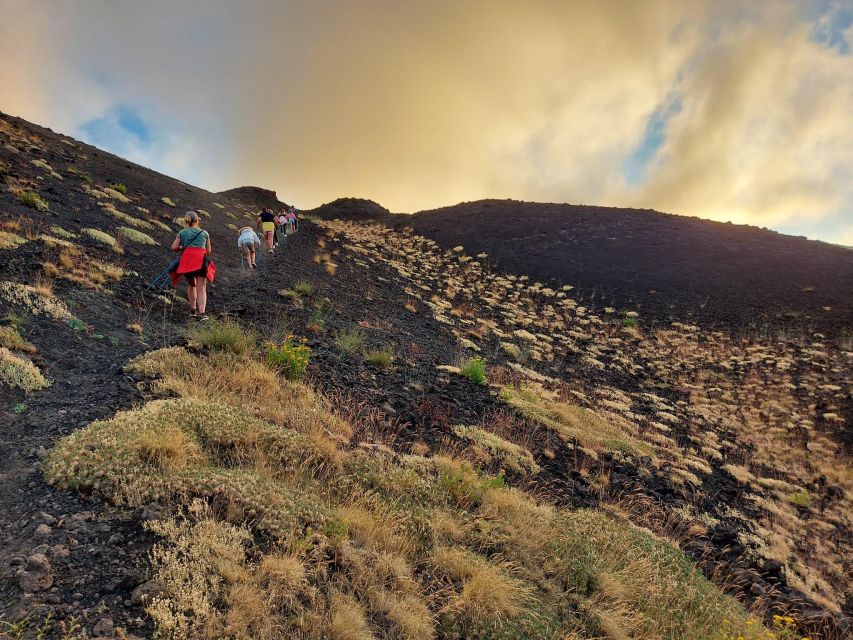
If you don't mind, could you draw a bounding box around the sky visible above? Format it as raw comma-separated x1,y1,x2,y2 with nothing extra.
1,0,851,244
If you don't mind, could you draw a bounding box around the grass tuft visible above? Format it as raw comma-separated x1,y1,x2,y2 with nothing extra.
187,318,256,355
335,327,366,354
459,357,487,384
364,345,395,369
18,191,49,212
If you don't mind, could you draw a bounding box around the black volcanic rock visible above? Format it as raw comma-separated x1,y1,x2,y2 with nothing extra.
311,197,391,222
217,185,286,210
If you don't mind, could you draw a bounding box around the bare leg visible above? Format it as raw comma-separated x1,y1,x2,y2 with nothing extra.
186,281,197,312
196,276,207,314
249,248,256,267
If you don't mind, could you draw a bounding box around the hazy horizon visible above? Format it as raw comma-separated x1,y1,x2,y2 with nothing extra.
1,0,851,244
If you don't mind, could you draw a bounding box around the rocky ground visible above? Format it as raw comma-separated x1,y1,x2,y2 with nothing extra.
0,111,850,638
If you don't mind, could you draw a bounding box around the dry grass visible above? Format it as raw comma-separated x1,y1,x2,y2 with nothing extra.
126,347,351,441
0,326,36,353
501,384,653,458
0,280,75,320
46,343,768,640
0,346,49,391
0,230,27,250
42,247,125,290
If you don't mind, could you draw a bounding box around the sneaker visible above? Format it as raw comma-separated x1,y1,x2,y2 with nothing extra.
198,314,210,322
190,309,198,317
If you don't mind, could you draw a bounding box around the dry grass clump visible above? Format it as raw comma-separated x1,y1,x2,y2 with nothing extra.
42,247,125,290
452,424,540,475
126,346,351,440
0,325,36,353
100,202,154,229
187,318,256,355
48,344,764,639
118,226,157,245
82,227,123,253
45,398,332,538
0,280,75,320
48,225,77,239
501,384,653,458
0,230,27,250
18,190,49,211
0,346,49,391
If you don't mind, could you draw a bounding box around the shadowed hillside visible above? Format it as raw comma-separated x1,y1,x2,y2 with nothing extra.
217,185,287,211
1,111,850,639
312,198,853,339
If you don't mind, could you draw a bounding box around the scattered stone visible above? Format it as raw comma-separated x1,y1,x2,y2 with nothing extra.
130,579,165,606
17,553,53,593
92,617,115,636
34,523,52,537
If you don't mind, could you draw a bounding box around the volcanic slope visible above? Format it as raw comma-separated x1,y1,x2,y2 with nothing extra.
312,198,853,339
0,110,850,639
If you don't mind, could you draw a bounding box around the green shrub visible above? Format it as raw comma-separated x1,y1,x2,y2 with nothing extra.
266,336,311,380
789,490,812,508
118,227,156,245
335,327,366,354
460,357,487,384
363,345,394,369
188,318,255,355
293,280,314,296
622,316,636,328
111,183,127,194
18,191,49,212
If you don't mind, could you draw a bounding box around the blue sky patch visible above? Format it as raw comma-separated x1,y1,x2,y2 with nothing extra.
620,96,682,185
79,104,151,151
811,0,852,54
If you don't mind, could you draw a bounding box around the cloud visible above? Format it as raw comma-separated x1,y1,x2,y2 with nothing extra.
0,0,850,243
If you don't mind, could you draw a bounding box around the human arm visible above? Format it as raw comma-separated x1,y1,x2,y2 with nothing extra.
171,234,182,252
205,232,212,255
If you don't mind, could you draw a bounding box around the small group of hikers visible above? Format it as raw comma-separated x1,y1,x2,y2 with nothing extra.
237,207,299,267
167,206,299,319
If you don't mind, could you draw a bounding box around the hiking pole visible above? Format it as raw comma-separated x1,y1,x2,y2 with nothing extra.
147,256,180,290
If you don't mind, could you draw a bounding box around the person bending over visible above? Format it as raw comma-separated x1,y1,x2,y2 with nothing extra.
256,208,277,254
237,225,261,269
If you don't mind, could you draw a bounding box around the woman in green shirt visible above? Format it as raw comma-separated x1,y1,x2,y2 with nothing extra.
170,211,215,320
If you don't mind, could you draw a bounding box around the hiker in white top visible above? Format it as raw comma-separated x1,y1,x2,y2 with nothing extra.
237,226,261,269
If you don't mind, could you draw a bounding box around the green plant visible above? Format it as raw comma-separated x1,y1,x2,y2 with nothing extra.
18,191,49,212
187,318,256,355
66,318,86,331
363,344,395,369
788,490,812,508
460,357,487,384
335,327,366,354
5,311,26,330
109,336,120,347
266,336,311,380
13,403,27,414
111,183,127,194
307,307,326,332
293,280,314,296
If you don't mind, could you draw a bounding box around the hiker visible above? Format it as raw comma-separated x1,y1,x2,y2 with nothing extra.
237,225,261,269
256,208,277,254
286,208,297,234
170,211,215,320
275,210,287,245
